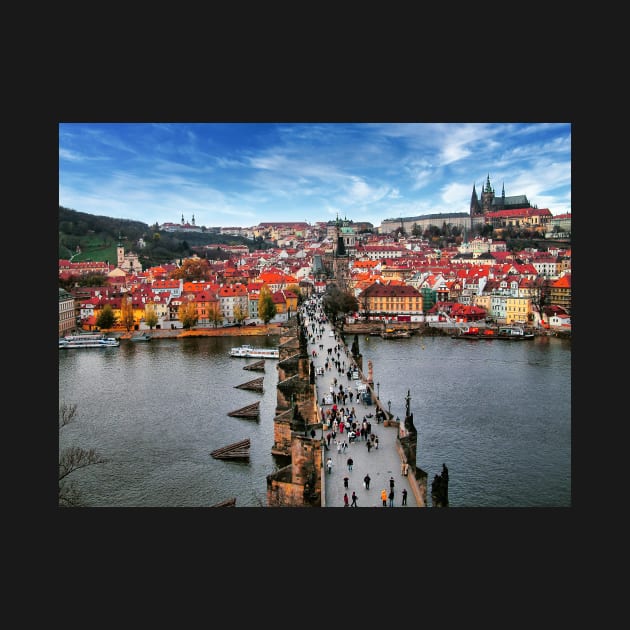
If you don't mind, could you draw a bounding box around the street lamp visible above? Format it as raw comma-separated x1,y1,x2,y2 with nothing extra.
377,382,380,399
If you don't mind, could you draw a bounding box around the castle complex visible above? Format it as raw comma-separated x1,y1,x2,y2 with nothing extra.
380,174,559,236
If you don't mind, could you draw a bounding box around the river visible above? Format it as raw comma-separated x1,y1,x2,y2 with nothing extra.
58,332,571,507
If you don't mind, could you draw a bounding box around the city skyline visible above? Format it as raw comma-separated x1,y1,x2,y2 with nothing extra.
59,122,571,228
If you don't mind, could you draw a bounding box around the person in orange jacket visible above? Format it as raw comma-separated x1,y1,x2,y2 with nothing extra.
381,489,387,507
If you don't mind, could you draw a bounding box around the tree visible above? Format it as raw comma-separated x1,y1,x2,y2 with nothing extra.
59,403,107,507
120,294,135,331
359,291,371,322
169,258,212,281
208,302,223,327
179,299,199,329
144,304,159,329
532,278,551,326
322,284,358,327
233,304,248,325
258,286,277,324
96,303,116,330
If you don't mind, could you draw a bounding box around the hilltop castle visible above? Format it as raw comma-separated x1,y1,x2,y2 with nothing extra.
380,174,544,236
470,174,532,217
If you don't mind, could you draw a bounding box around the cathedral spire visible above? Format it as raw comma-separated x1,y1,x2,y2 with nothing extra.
470,183,480,216
484,174,493,193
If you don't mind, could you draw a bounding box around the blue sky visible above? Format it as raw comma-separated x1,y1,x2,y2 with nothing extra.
59,122,571,228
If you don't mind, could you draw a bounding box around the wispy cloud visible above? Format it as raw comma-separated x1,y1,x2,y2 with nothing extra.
59,122,571,226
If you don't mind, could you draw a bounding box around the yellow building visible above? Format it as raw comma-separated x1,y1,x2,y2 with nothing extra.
358,282,423,320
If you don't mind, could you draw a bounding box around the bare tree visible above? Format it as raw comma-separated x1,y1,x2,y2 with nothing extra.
59,403,107,507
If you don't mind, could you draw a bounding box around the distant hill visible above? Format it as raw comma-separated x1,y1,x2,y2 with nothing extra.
58,206,270,267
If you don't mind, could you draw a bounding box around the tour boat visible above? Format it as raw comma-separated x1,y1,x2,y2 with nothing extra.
59,334,120,348
229,344,279,359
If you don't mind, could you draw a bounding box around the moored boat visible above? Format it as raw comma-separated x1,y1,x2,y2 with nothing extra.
496,326,534,340
59,334,120,348
131,332,152,342
229,344,279,359
452,325,534,340
381,328,411,339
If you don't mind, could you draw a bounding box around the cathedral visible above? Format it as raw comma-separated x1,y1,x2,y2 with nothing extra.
470,174,531,218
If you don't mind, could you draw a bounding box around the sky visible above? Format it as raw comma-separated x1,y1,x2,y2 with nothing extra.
59,122,571,229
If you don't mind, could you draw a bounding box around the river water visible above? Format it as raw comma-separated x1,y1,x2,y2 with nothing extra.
58,332,571,507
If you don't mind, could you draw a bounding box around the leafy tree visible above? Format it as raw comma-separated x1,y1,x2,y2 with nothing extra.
59,403,107,507
120,295,135,331
169,258,212,281
179,299,199,329
208,302,223,327
233,304,248,325
96,303,116,330
258,286,277,324
144,304,159,329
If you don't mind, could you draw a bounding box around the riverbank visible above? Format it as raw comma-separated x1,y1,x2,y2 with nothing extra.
105,324,287,340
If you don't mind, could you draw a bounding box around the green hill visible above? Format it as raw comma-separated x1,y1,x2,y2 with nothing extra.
58,206,271,268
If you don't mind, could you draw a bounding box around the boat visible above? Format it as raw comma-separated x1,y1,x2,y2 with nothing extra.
380,328,411,339
451,326,490,339
452,325,534,340
451,326,535,341
229,344,279,359
59,334,120,348
131,332,152,342
496,326,535,340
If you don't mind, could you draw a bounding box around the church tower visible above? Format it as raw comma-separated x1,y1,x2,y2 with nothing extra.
117,233,125,268
481,174,495,214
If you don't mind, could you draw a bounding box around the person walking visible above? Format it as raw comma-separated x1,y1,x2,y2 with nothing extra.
347,457,354,472
343,476,349,489
402,488,408,506
343,492,349,507
389,476,395,492
326,457,333,474
363,474,371,490
350,491,358,507
381,489,388,507
388,489,395,507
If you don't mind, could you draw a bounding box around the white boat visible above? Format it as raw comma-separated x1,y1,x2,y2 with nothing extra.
496,326,535,340
59,334,120,348
229,344,279,359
